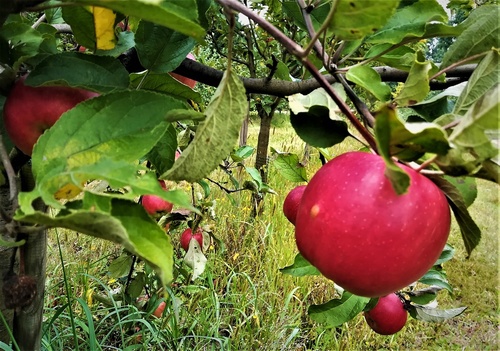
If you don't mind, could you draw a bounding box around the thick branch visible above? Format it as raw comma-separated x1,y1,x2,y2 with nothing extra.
174,57,476,97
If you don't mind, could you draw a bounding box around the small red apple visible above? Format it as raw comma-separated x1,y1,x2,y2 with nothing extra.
141,180,173,216
3,75,99,155
364,293,408,335
152,301,166,318
295,151,451,297
170,53,197,89
283,185,307,225
180,227,203,251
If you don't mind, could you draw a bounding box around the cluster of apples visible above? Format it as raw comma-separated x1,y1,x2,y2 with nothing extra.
283,151,451,334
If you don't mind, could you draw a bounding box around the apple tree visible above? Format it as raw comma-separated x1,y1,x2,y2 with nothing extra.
0,0,498,349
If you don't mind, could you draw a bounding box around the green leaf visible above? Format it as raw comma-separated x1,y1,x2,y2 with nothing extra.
435,243,456,265
406,286,441,305
418,267,452,292
164,67,247,182
375,104,450,163
20,159,195,213
328,0,400,40
135,21,196,73
409,305,467,323
94,30,136,58
290,106,350,148
366,0,457,44
15,195,175,286
446,85,499,168
280,253,320,277
428,175,481,257
271,151,308,183
61,6,96,50
373,105,410,194
443,176,477,208
281,0,330,32
454,50,500,116
127,272,146,299
230,146,255,162
62,0,206,41
395,55,433,106
0,22,57,69
147,123,178,175
25,52,130,93
308,292,370,327
346,65,391,101
289,86,346,119
130,71,202,102
441,5,500,69
32,90,187,181
108,252,134,278
365,45,416,71
410,82,466,121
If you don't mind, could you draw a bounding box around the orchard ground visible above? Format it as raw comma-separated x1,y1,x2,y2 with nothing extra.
43,114,498,350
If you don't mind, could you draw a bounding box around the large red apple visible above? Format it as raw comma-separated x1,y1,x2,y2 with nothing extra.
141,180,173,216
3,75,99,155
180,227,203,251
364,293,408,335
170,53,197,89
295,151,451,298
283,185,307,225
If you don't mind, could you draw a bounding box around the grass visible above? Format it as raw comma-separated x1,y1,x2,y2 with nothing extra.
35,120,499,350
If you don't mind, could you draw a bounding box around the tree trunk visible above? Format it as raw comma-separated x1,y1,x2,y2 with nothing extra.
239,98,250,147
0,187,15,343
12,166,47,350
255,109,273,184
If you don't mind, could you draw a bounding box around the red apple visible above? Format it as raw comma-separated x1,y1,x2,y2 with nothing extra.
295,151,451,298
152,301,166,318
180,227,203,251
3,75,99,155
141,180,173,216
283,185,307,225
364,293,408,335
170,53,197,89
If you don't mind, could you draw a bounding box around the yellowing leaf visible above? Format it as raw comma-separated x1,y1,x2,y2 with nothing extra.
54,182,84,200
90,6,116,50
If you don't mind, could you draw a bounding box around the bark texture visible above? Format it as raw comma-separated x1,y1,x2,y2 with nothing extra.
12,166,47,350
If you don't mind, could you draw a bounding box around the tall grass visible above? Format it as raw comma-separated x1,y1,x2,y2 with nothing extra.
39,120,498,350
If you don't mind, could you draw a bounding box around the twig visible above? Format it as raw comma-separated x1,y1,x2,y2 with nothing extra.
430,52,488,81
31,13,46,29
0,134,18,201
206,177,244,193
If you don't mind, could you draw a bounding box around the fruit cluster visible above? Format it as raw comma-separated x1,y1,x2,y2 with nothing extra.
283,151,451,334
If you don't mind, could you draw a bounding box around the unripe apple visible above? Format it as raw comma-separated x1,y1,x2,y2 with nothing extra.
283,185,307,225
170,53,197,89
295,151,451,298
180,227,203,251
141,180,173,215
3,75,99,155
364,293,408,335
